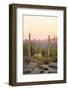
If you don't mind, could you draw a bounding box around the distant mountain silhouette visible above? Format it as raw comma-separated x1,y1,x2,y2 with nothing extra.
23,38,57,48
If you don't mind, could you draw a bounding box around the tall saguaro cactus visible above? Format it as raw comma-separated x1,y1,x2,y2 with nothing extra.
48,35,50,57
28,33,31,57
53,36,56,45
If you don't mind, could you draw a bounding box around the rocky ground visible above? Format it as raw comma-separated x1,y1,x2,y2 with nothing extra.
23,57,57,74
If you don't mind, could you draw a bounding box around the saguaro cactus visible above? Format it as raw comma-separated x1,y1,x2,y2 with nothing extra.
28,33,31,57
48,35,51,57
53,36,56,45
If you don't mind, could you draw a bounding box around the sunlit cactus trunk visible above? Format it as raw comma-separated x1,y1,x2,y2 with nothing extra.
48,35,50,57
28,33,31,57
54,36,56,45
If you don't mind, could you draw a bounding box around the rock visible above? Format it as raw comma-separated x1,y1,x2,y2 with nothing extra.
42,64,49,69
32,67,40,74
48,67,57,73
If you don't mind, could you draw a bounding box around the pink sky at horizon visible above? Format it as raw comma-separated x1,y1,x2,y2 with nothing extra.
23,15,57,40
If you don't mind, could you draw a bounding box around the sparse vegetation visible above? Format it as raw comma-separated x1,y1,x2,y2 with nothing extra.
23,34,57,74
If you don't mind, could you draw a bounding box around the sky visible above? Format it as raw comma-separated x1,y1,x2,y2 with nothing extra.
23,15,57,40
